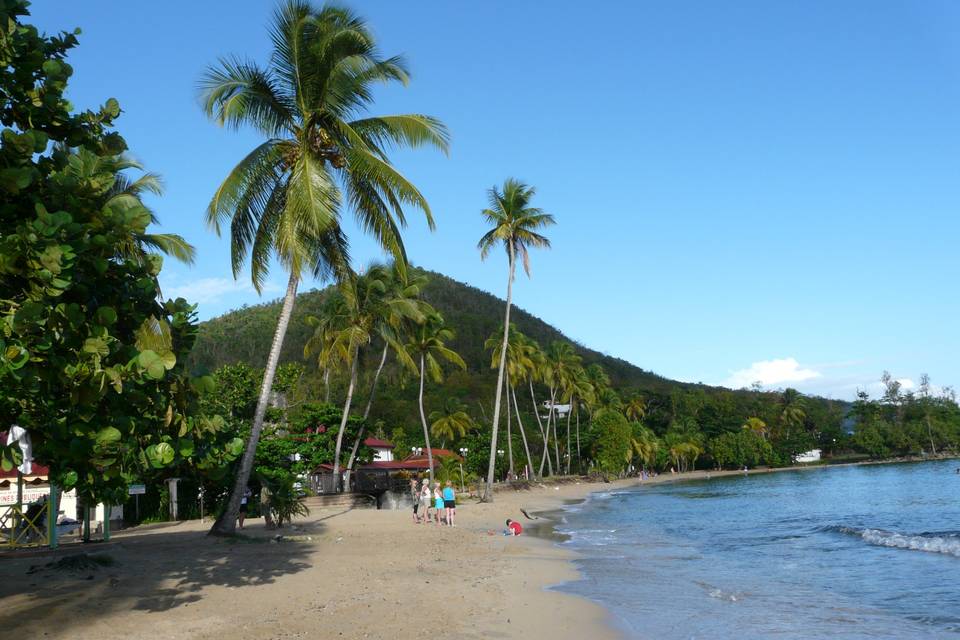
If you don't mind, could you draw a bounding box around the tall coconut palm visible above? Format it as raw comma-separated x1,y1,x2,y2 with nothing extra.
200,1,447,535
404,312,465,485
525,338,553,477
486,325,537,480
343,264,428,485
312,265,424,489
544,341,579,473
562,366,594,473
551,346,583,474
477,179,554,501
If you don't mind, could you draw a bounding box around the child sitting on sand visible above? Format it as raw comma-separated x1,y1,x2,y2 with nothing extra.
504,519,522,536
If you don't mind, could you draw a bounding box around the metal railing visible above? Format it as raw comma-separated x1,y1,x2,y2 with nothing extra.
0,501,49,548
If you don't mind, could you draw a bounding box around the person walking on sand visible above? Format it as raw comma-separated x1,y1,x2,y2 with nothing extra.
238,486,251,529
443,481,456,527
261,484,275,530
410,477,421,524
420,480,433,524
433,483,445,525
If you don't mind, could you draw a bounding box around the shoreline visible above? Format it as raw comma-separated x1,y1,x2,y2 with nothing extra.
0,456,954,639
512,454,960,638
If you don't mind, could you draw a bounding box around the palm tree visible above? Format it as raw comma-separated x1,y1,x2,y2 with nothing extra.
404,312,465,485
778,389,806,439
563,366,594,473
742,417,768,440
631,426,660,471
625,396,647,423
477,179,554,501
544,341,579,473
551,345,584,474
584,364,611,416
343,264,428,485
200,1,448,535
67,148,196,267
310,265,424,489
486,326,537,480
523,337,553,477
430,398,474,448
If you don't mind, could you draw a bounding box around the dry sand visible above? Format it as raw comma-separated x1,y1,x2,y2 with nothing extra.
0,477,642,640
0,465,884,639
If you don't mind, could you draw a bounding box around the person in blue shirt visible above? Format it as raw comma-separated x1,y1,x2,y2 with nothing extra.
442,481,456,527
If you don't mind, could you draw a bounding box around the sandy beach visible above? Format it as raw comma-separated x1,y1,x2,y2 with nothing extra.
0,477,640,640
3,461,948,640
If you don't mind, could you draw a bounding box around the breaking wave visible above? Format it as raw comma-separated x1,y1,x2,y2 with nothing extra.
832,526,960,558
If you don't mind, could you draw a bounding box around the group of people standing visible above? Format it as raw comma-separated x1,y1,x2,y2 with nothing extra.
410,477,456,526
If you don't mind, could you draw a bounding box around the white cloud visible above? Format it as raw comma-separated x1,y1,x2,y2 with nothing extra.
162,276,281,305
723,357,822,389
897,378,915,391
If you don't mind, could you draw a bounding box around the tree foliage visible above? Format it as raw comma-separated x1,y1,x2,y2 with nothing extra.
0,1,236,503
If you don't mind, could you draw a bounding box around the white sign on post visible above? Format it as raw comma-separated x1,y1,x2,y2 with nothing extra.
128,484,146,495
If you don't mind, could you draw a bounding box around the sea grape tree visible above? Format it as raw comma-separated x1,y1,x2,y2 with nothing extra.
0,0,239,505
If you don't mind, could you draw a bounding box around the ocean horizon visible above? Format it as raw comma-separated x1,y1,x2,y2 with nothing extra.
553,460,960,639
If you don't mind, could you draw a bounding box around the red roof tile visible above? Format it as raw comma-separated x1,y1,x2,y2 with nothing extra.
363,437,394,449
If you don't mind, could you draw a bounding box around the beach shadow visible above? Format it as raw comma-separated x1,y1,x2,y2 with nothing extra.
0,519,321,631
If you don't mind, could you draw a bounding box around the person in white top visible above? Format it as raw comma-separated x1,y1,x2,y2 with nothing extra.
420,481,432,524
238,486,251,529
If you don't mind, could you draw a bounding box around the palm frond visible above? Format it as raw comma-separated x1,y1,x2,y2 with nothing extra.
199,57,295,136
137,233,197,265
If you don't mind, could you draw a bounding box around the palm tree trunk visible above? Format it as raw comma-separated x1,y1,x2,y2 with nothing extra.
531,380,553,477
505,368,515,479
418,354,434,486
331,345,359,492
343,343,389,488
565,396,573,474
575,405,581,472
542,400,557,477
323,367,330,403
926,414,937,456
511,385,535,480
483,247,514,502
549,387,561,472
209,272,298,536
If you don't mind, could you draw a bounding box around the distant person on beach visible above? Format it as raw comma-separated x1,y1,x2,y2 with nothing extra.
238,486,251,529
410,478,421,523
433,483,444,525
443,481,456,527
505,519,522,536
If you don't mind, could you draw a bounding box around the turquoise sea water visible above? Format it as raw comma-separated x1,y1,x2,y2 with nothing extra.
555,460,960,639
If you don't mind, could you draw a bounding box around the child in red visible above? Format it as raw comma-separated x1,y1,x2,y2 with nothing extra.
505,519,522,536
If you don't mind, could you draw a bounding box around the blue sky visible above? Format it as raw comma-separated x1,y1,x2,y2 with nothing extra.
30,1,960,400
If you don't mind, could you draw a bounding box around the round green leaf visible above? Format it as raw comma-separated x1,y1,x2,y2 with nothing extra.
95,306,117,326
225,437,244,458
178,439,194,457
95,426,122,446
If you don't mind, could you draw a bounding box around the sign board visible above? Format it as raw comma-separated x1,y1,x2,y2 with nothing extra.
0,488,48,505
128,484,146,495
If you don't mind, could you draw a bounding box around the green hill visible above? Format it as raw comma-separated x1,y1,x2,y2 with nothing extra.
189,268,847,441
191,268,674,391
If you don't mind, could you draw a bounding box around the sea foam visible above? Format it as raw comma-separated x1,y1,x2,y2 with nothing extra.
837,527,960,558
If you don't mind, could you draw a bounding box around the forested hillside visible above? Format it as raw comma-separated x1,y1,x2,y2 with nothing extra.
189,268,847,446
191,268,671,390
